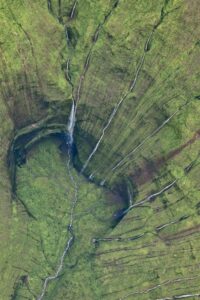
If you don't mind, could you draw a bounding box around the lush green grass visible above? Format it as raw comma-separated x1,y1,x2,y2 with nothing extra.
1,0,200,299
13,138,123,299
0,0,71,128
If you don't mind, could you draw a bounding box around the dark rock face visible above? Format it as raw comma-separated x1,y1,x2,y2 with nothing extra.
1,0,200,299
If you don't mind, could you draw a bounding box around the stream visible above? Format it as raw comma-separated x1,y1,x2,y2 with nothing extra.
33,1,170,298
36,1,121,297
80,29,154,174
80,0,172,177
37,102,77,300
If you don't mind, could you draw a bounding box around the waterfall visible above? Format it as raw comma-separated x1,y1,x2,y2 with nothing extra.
110,102,189,173
67,100,76,146
47,0,52,12
122,179,177,216
70,1,77,19
80,31,154,174
37,100,78,300
37,234,74,300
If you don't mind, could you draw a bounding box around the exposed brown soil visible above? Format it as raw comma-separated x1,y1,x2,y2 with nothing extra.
131,130,200,186
161,224,200,242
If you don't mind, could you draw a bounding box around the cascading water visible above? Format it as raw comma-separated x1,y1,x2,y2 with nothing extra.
80,30,154,174
80,1,171,177
37,4,122,294
37,101,78,300
67,99,76,146
106,101,190,176
70,1,78,19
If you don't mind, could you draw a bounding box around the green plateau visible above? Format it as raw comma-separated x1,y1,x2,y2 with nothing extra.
0,0,200,299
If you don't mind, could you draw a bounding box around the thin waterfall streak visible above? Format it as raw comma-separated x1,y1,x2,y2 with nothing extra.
130,54,145,91
81,31,154,173
123,179,177,215
81,93,128,173
74,51,92,106
111,101,190,173
73,1,121,110
144,29,154,51
88,39,151,177
37,101,78,300
67,0,121,153
100,179,106,186
70,1,77,19
84,50,92,71
120,275,200,300
111,108,180,173
37,3,123,297
37,235,73,300
89,173,94,180
76,75,84,105
128,187,133,206
93,25,101,42
156,294,200,300
67,149,78,225
95,107,178,181
68,100,76,145
37,150,77,300
66,58,72,83
130,30,154,91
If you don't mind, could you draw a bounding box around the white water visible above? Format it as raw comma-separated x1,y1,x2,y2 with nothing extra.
37,101,78,300
37,9,160,300
128,187,133,206
156,293,200,300
110,102,189,174
81,31,154,173
111,110,180,173
119,179,177,221
37,232,74,300
81,91,129,173
37,11,118,294
70,1,77,19
47,0,51,11
68,100,76,145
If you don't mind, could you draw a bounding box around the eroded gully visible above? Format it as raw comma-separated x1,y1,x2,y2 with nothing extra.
37,1,175,298
37,1,120,298
80,0,178,180
37,101,77,300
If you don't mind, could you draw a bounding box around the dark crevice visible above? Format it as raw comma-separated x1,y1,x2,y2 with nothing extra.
73,0,121,105
8,6,42,92
69,1,78,19
15,196,37,220
47,0,52,13
8,117,70,194
64,26,79,48
79,0,173,177
58,0,63,23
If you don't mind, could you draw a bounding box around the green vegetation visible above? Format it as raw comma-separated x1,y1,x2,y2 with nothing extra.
11,138,123,299
0,0,200,299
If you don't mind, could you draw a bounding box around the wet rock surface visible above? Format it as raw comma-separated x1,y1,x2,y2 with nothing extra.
0,0,200,299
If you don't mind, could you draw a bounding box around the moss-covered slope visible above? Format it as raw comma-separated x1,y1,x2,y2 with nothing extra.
1,0,200,299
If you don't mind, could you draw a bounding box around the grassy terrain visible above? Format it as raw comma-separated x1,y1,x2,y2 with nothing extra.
0,0,71,128
13,138,123,299
0,0,200,299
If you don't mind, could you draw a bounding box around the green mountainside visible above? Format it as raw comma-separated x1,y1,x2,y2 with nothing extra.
0,0,200,299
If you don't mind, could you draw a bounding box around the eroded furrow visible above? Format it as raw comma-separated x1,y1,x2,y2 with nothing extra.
73,0,120,111
120,275,200,300
81,0,171,174
102,100,190,183
80,30,154,174
37,103,78,299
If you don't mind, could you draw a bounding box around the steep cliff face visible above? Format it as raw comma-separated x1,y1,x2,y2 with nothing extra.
1,0,200,299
